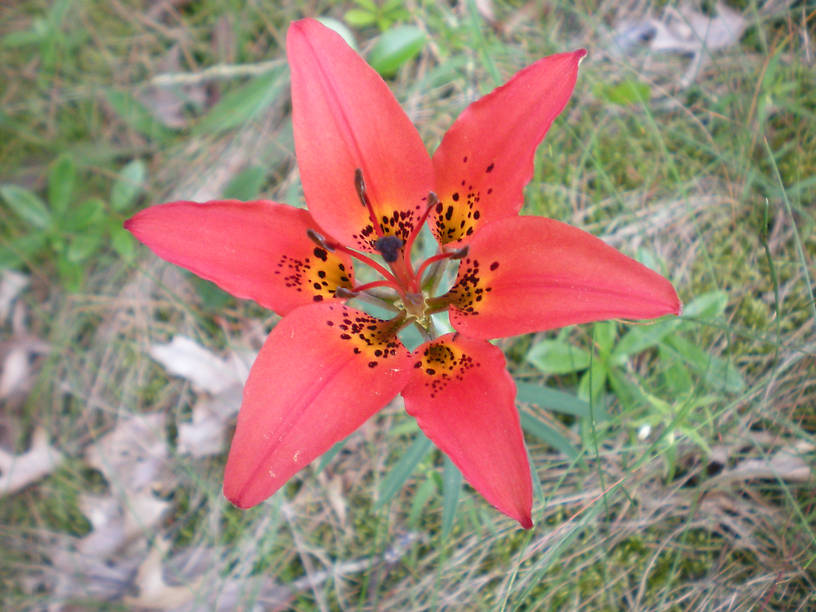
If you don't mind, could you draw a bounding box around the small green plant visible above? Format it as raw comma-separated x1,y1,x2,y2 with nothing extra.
344,0,410,32
527,290,744,465
1,155,146,290
343,0,425,78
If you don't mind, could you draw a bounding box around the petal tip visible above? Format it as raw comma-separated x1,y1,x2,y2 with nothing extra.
520,515,533,530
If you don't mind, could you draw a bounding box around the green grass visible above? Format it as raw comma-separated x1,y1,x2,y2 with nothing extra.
1,0,814,609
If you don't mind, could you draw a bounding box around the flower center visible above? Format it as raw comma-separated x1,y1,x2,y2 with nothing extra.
306,169,471,339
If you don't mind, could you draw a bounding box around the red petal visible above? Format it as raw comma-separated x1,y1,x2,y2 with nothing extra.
288,19,433,252
402,334,533,528
447,216,681,339
224,302,412,508
431,50,586,245
125,200,353,315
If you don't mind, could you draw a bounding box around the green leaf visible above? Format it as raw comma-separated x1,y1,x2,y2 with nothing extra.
66,233,102,262
0,232,49,268
110,225,135,261
662,336,745,393
612,319,680,361
594,79,651,106
344,9,377,28
64,198,105,231
105,90,176,141
408,476,437,526
110,159,147,212
194,68,286,135
520,412,581,461
593,320,617,355
578,360,608,405
317,17,358,49
368,25,425,78
376,433,432,508
48,154,76,218
1,185,52,229
354,0,378,11
317,438,347,473
2,29,44,48
527,339,591,374
57,257,83,291
681,290,728,322
515,382,593,419
441,457,462,540
222,166,266,200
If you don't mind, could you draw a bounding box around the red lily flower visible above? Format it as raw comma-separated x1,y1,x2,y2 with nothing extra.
125,19,680,529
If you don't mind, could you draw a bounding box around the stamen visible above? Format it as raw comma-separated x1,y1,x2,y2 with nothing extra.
304,228,405,296
373,235,404,263
415,245,469,285
355,168,385,239
307,228,333,250
402,192,438,259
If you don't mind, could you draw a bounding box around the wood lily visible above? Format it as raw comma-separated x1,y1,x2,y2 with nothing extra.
126,19,680,528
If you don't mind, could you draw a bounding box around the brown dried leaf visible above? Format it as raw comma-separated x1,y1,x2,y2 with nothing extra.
0,428,63,497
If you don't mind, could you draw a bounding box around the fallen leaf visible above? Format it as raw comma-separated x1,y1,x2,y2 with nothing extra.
177,385,243,457
0,269,28,320
123,540,204,610
0,428,64,497
150,336,248,395
85,413,168,492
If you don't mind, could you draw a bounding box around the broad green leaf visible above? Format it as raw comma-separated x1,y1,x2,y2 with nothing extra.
376,433,432,508
354,0,378,11
660,346,693,394
344,9,377,28
527,339,591,374
66,233,102,262
441,456,462,539
2,29,43,47
515,382,593,419
317,17,358,49
612,319,680,362
1,185,52,229
194,68,286,135
48,154,76,218
110,159,147,212
57,257,83,291
680,290,728,323
607,367,643,411
110,225,135,261
662,336,745,393
594,79,651,106
368,25,425,77
520,412,581,461
193,276,233,310
64,198,105,231
222,166,266,200
0,232,48,268
593,321,617,355
105,90,176,141
578,360,608,406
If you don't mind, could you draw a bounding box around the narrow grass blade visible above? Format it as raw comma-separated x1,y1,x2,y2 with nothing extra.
376,433,432,508
441,456,462,540
519,412,581,462
515,382,592,419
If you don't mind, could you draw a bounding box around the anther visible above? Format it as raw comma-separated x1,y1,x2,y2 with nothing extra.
449,245,469,260
374,235,404,263
306,229,334,251
355,168,385,239
354,168,371,209
334,287,358,299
